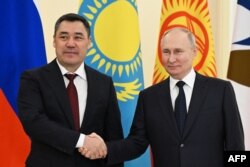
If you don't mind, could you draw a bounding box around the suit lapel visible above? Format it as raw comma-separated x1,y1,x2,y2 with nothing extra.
44,60,75,129
158,79,180,138
183,73,208,139
80,65,95,131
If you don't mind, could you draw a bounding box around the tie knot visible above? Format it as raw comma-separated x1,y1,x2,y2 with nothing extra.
65,74,77,81
176,81,185,88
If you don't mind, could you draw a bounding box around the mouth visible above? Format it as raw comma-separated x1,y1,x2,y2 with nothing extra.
64,51,78,55
168,65,177,68
167,65,180,70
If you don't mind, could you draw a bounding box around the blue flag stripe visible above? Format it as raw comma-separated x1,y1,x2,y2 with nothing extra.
238,0,250,11
0,0,47,112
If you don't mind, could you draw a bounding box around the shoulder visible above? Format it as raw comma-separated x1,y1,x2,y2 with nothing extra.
85,64,112,81
21,64,49,77
21,60,55,75
141,79,169,94
20,60,62,83
196,72,232,88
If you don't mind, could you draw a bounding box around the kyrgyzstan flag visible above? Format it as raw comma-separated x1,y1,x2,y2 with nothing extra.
153,0,217,84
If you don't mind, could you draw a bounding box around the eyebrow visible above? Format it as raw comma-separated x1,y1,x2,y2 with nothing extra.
162,48,170,52
58,32,84,36
74,32,84,36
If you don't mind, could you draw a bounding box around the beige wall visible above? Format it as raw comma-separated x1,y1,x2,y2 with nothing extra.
35,0,237,88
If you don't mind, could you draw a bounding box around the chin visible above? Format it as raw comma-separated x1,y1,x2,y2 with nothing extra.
169,72,181,79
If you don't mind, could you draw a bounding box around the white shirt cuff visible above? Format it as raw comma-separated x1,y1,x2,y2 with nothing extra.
76,133,85,148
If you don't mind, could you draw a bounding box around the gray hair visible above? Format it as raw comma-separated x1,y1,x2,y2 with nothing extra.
162,27,196,49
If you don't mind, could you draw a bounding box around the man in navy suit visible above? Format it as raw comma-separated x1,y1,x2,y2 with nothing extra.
18,13,123,167
80,27,245,167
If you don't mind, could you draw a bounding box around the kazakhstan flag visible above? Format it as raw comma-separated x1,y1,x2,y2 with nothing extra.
79,0,150,166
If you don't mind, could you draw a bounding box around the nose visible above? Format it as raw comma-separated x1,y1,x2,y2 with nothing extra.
66,37,76,47
168,53,176,63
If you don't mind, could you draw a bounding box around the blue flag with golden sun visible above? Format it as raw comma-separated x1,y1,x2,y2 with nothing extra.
79,0,150,166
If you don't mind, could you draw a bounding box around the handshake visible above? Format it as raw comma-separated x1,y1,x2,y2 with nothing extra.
78,133,107,160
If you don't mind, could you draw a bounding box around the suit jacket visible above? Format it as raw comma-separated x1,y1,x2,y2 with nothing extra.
18,59,124,167
107,72,244,167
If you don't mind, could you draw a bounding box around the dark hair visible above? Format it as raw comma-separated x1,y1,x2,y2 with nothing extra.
54,13,90,37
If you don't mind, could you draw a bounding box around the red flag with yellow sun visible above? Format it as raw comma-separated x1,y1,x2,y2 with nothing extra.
153,0,217,84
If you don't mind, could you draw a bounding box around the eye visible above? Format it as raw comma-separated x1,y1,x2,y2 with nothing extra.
174,49,183,55
59,35,68,40
75,36,84,41
162,49,170,55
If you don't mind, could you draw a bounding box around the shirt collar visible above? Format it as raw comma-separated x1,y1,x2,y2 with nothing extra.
170,69,196,89
56,59,87,80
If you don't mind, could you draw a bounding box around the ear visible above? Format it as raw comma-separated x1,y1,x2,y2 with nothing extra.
88,37,92,49
192,47,197,58
53,37,56,48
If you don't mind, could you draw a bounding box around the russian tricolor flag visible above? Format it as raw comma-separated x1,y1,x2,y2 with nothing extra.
0,0,47,166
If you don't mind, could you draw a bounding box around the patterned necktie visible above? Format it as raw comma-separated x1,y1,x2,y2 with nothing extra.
175,81,187,135
65,74,80,131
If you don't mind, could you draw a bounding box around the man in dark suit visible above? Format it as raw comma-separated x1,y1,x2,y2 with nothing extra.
17,13,123,167
80,27,245,167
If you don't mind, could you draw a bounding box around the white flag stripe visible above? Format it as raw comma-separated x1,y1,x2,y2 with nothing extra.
232,5,250,44
231,5,250,51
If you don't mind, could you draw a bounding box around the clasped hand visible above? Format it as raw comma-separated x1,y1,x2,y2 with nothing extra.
78,132,107,160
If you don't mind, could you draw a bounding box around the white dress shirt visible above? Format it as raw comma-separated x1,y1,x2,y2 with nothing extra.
170,69,196,113
56,59,87,147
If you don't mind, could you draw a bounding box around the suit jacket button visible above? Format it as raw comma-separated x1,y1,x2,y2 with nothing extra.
180,144,184,148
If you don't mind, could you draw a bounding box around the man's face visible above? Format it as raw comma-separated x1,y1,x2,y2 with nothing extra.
53,20,91,71
161,30,196,80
